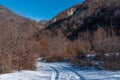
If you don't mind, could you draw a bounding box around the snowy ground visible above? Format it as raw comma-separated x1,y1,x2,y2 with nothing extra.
0,62,120,80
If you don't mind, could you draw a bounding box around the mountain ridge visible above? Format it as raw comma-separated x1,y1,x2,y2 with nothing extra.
44,0,120,40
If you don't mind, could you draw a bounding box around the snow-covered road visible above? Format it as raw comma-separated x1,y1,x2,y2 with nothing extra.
0,62,120,80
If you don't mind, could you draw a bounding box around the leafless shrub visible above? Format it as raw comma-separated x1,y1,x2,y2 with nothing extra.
93,27,120,53
93,26,120,70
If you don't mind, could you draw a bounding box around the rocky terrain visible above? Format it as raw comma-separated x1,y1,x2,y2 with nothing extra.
45,0,120,40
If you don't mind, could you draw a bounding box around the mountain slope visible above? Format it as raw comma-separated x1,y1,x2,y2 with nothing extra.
45,0,120,40
0,5,45,73
35,0,120,70
0,5,44,54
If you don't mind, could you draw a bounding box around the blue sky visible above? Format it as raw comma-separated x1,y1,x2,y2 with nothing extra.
0,0,84,21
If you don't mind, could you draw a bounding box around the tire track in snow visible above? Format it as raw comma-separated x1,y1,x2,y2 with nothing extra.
42,63,85,80
62,66,85,80
47,65,59,80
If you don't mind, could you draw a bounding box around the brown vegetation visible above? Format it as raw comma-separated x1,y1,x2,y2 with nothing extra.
37,26,120,70
42,0,120,70
0,5,43,73
0,52,38,73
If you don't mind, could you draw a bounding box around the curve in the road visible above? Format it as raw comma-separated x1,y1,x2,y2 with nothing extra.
62,66,85,80
48,65,59,80
43,63,85,80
